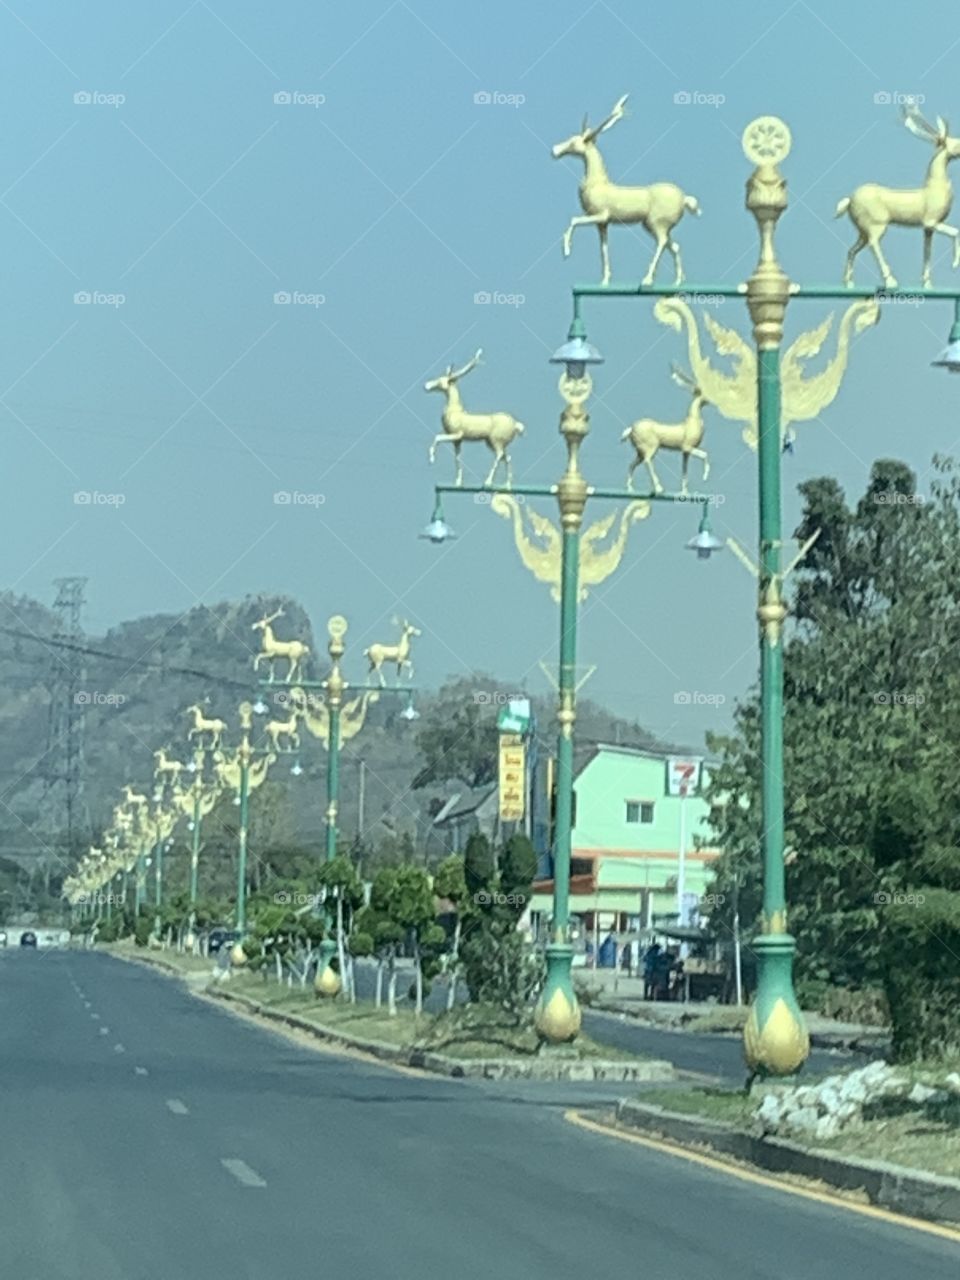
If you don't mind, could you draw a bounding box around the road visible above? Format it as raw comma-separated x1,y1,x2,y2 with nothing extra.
350,961,866,1081
0,949,954,1279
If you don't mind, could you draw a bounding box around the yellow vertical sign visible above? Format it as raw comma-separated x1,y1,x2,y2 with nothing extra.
498,733,526,821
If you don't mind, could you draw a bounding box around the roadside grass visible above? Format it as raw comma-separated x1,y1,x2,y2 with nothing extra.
635,1072,960,1181
225,973,638,1061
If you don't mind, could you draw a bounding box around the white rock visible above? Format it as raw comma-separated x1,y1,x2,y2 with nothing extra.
813,1114,841,1140
908,1082,938,1104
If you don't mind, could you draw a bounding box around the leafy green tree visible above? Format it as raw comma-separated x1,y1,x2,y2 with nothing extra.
412,676,500,788
318,855,364,1000
434,854,469,1009
707,456,960,1054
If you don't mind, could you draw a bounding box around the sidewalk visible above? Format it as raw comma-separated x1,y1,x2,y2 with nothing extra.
576,967,888,1048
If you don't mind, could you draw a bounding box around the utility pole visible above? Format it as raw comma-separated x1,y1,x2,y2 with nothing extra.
42,577,90,881
358,758,366,843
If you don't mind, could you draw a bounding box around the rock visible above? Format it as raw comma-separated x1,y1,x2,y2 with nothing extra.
944,1072,960,1094
908,1082,939,1104
784,1106,819,1136
813,1114,841,1140
756,1095,783,1131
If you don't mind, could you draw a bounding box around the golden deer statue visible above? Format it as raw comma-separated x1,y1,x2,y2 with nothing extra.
425,350,524,487
552,94,700,286
152,748,183,784
251,607,310,683
121,785,148,809
363,619,420,687
622,366,711,495
264,704,302,752
185,704,226,750
836,103,960,288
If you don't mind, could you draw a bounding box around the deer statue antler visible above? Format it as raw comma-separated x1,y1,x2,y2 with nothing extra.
449,349,482,382
587,93,628,140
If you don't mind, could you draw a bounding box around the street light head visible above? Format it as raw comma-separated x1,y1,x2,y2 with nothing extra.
420,500,456,544
252,698,268,715
400,699,420,722
932,336,960,373
686,504,724,561
290,760,303,777
549,335,604,381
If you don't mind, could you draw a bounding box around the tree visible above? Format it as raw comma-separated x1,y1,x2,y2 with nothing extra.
318,856,364,1001
434,854,468,1010
706,456,960,1054
412,675,501,789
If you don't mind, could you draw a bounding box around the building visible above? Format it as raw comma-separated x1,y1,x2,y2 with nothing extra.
526,744,720,948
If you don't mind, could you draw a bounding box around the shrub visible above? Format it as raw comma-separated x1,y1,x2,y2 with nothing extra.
881,888,960,1061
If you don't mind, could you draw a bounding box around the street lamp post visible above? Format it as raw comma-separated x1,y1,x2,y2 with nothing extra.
277,613,417,995
212,701,276,957
424,340,718,1044
568,113,960,1077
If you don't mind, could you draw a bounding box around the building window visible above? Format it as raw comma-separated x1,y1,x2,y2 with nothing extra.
625,800,654,824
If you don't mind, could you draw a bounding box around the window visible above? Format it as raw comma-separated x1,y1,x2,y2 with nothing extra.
626,801,655,824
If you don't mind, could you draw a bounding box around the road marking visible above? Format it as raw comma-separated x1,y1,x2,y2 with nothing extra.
90,1013,99,1020
221,1158,266,1188
564,1111,960,1244
166,1098,189,1115
83,1001,91,1008
98,1026,109,1035
114,1044,125,1053
134,1066,148,1076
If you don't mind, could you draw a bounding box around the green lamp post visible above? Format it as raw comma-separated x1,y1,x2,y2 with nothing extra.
272,613,417,996
423,337,719,1043
567,112,960,1076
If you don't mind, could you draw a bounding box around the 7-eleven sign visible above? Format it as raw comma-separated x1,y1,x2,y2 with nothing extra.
666,757,703,797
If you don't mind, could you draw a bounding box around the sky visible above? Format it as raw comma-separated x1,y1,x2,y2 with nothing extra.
3,0,959,749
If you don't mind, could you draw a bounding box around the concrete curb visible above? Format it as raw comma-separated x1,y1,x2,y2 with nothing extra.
615,1098,960,1226
209,988,676,1081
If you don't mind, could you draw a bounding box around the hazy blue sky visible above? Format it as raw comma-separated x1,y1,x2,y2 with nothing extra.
4,0,959,747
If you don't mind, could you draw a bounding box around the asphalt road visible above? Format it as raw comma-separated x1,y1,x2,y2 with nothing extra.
0,949,954,1279
350,961,865,1081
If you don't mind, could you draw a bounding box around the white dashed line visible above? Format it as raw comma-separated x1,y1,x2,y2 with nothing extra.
90,1013,99,1020
221,1158,266,1188
166,1098,189,1115
114,1044,125,1053
99,1027,109,1035
134,1066,148,1076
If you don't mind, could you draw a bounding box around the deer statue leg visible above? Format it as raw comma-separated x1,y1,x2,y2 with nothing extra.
934,222,960,268
454,443,464,487
504,450,514,488
598,223,611,285
843,231,867,287
642,231,670,287
867,230,897,289
430,434,457,466
688,446,710,484
626,455,641,492
484,448,503,487
644,454,664,495
562,213,608,259
923,227,934,288
668,237,684,287
681,451,691,496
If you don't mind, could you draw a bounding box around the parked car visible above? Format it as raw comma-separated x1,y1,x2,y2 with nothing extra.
207,928,239,955
19,931,37,947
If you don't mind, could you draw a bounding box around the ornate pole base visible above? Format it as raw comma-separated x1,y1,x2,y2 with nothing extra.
315,937,341,997
534,943,581,1044
742,933,809,1077
229,941,247,967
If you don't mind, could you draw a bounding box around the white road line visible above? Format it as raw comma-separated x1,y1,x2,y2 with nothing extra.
83,1002,91,1009
134,1066,148,1076
90,1013,99,1020
99,1027,109,1035
114,1044,125,1053
221,1158,266,1188
166,1098,189,1115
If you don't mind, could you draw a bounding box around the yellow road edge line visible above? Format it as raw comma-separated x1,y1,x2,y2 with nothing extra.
564,1109,960,1246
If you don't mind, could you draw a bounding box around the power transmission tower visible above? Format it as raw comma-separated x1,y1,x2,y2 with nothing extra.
42,577,90,884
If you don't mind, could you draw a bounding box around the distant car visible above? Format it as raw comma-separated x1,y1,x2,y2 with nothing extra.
207,928,239,955
19,931,37,947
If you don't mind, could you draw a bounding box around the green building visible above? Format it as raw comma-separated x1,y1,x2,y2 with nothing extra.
526,744,720,951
